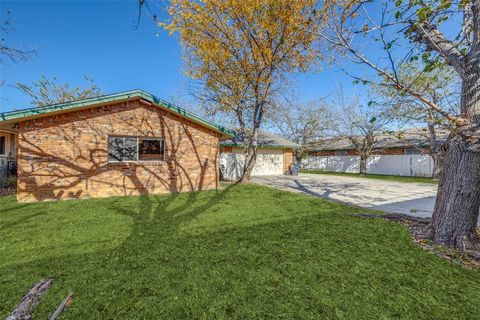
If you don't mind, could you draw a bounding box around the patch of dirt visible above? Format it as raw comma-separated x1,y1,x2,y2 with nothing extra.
357,212,480,269
412,237,480,269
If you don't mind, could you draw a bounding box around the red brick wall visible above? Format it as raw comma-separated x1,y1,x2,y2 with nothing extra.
16,99,221,202
221,146,233,153
283,148,294,174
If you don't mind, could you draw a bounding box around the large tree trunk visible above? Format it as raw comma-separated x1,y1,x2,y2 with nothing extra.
427,122,445,179
359,155,367,176
238,129,259,183
430,68,480,250
239,146,257,182
430,135,480,250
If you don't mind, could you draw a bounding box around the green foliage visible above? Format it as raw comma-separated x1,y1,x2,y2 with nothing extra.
0,175,16,189
1,184,478,319
16,75,102,107
373,61,459,126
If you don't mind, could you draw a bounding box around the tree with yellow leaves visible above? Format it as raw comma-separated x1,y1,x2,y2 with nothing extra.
160,0,329,181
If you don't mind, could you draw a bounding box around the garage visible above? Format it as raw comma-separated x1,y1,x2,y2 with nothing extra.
220,131,299,181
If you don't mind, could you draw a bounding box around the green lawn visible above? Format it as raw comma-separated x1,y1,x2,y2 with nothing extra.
1,184,478,319
301,169,439,184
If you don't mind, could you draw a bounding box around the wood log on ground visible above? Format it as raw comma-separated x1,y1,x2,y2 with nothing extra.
6,278,53,320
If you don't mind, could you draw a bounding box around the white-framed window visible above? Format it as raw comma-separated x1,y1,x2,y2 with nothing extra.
335,150,348,156
108,136,165,162
0,136,5,155
404,148,421,155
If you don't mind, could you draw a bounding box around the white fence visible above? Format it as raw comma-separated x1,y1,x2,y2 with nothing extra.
302,155,434,177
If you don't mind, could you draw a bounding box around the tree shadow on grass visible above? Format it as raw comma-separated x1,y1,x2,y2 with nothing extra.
110,183,236,240
0,210,46,231
1,184,480,319
0,185,236,317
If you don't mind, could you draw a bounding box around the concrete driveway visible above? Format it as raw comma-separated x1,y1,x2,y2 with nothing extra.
252,173,438,218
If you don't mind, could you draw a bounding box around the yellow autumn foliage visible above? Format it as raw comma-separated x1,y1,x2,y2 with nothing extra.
160,0,350,113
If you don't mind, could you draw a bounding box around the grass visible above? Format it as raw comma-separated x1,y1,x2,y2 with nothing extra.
301,169,439,184
1,184,478,319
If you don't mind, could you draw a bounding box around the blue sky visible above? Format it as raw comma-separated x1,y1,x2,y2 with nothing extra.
0,0,361,113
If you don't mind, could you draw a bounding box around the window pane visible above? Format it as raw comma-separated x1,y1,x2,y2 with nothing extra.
124,138,138,161
108,137,123,162
139,139,164,161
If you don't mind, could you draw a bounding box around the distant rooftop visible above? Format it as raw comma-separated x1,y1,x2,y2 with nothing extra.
308,129,448,151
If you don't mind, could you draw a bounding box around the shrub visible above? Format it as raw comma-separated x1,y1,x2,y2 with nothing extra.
0,175,17,189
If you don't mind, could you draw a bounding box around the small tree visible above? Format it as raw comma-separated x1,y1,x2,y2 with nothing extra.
270,98,333,162
160,0,335,182
334,92,394,175
17,76,102,107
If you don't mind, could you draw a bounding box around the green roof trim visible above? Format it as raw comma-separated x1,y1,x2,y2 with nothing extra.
0,90,235,137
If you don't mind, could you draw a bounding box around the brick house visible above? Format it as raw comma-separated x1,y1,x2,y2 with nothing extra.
0,90,234,202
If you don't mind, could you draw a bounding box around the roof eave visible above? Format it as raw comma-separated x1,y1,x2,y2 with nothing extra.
0,90,235,138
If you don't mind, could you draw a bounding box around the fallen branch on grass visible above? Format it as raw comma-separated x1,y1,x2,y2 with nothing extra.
7,278,53,320
49,293,74,320
7,279,74,320
355,212,431,224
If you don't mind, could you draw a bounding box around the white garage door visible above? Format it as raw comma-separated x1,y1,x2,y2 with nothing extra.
250,149,284,176
220,148,284,180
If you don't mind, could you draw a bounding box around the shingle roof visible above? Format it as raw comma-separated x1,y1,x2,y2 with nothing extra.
221,131,300,149
0,90,235,138
308,129,447,151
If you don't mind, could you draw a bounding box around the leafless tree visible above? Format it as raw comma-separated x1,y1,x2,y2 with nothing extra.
17,76,102,107
1,12,35,64
334,90,395,175
269,97,333,162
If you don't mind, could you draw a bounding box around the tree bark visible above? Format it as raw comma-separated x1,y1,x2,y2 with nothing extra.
359,155,367,176
431,134,480,250
427,122,445,179
239,145,257,183
430,66,480,250
238,128,259,183
431,151,445,179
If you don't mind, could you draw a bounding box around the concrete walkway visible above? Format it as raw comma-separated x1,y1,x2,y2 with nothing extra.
253,173,438,218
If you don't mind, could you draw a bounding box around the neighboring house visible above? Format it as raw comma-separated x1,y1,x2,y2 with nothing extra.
307,130,441,156
0,90,234,202
0,130,16,178
304,130,446,177
220,131,299,180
